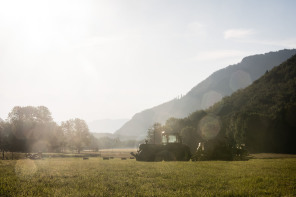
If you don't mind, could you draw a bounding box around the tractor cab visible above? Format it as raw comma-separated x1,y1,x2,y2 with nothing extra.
161,131,182,145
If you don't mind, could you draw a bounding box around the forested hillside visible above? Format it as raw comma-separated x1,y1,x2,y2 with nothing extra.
116,49,296,138
210,54,296,153
158,54,296,154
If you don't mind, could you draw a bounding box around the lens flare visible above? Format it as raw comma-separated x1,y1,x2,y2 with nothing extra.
198,115,221,140
15,159,37,179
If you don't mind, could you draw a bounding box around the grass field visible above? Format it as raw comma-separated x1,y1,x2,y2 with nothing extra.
99,148,136,158
1,154,296,196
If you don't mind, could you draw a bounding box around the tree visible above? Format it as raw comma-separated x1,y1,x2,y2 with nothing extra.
89,135,99,152
6,106,55,152
164,118,182,133
0,120,10,159
61,118,91,153
8,106,53,123
47,123,65,153
146,123,163,144
181,126,200,153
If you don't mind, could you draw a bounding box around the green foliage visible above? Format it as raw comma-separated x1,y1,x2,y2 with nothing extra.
5,106,57,152
0,121,10,159
0,106,98,155
160,54,296,155
209,54,296,153
146,122,163,144
181,126,199,153
61,119,91,153
116,49,296,138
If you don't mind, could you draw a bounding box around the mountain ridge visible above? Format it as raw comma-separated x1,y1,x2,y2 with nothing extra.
206,53,296,153
115,49,296,139
159,53,296,154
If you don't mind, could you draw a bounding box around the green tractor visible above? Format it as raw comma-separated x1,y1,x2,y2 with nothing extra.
131,132,191,162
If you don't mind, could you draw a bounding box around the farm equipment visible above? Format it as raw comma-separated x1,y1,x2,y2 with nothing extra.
26,152,43,160
131,132,191,161
191,139,249,161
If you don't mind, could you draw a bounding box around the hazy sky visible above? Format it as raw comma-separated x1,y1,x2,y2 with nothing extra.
1,0,296,123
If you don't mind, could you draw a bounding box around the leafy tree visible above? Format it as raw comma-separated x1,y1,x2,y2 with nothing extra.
0,120,10,159
61,118,91,153
146,123,163,144
47,123,65,153
6,106,56,152
181,126,199,153
164,118,182,133
8,106,53,123
88,135,100,151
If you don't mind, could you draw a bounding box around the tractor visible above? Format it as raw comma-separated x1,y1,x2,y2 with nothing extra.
131,131,191,161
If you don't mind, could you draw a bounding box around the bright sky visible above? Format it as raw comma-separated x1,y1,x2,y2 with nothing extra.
1,0,296,123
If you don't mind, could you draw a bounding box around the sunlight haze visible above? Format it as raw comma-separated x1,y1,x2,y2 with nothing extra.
1,0,296,122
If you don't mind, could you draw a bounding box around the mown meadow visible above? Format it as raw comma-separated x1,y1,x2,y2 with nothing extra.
1,155,296,196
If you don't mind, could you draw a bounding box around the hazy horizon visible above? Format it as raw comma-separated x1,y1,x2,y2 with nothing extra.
88,118,129,133
1,0,296,123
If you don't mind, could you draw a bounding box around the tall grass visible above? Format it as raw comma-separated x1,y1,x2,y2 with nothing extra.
1,157,295,196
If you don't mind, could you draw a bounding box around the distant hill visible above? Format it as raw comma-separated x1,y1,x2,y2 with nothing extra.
88,119,128,133
171,54,296,153
115,49,296,139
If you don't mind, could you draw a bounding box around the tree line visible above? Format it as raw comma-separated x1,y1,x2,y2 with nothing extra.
0,106,99,158
146,54,296,155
